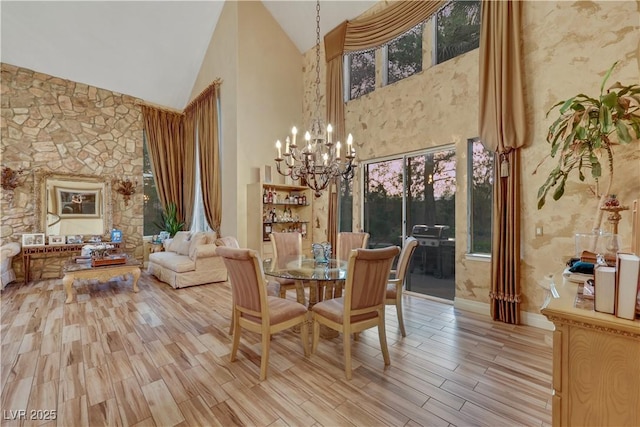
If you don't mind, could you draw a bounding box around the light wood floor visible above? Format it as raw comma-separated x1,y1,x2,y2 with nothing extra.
1,272,553,427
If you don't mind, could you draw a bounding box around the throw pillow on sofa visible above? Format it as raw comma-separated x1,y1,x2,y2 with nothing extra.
169,231,192,255
188,232,208,259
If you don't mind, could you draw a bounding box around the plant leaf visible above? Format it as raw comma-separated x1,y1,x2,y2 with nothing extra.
616,120,632,143
600,61,619,95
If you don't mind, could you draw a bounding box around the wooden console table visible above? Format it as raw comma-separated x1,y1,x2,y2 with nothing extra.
21,242,122,283
541,279,640,426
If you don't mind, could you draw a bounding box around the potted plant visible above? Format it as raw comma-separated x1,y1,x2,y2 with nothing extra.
155,202,185,237
535,61,640,232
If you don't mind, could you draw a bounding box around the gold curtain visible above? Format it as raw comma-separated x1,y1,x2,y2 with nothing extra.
185,81,222,234
182,111,196,230
479,1,527,324
141,106,187,225
324,1,444,143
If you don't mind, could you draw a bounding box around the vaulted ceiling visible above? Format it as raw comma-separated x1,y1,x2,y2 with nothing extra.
1,1,376,110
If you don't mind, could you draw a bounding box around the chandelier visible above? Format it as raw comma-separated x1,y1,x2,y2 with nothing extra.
274,0,356,198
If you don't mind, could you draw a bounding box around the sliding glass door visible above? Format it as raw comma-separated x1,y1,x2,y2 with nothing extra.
363,146,456,300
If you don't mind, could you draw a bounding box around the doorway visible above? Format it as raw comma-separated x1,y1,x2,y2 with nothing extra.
363,147,456,300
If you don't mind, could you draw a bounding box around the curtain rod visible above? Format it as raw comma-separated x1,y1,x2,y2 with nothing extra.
184,78,222,112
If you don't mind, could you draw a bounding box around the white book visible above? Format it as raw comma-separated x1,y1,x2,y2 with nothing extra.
616,253,640,320
594,266,616,314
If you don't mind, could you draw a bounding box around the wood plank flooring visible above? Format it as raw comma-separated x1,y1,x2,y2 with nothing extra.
1,272,553,426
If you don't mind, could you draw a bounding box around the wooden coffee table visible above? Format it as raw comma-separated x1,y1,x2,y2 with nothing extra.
62,257,142,303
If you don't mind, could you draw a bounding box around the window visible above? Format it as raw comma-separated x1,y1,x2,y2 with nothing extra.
435,0,481,64
338,178,353,232
385,23,424,85
347,49,375,100
468,138,493,254
143,134,163,236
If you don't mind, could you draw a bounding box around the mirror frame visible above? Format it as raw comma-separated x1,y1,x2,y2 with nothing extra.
34,170,113,236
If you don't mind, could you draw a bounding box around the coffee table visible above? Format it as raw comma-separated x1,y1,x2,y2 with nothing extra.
62,257,142,303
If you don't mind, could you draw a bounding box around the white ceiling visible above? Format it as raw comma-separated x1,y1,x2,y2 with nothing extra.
1,1,375,110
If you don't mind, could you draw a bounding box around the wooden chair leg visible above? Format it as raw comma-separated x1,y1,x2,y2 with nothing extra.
260,332,271,381
230,312,241,362
378,312,390,366
396,295,406,337
343,325,352,380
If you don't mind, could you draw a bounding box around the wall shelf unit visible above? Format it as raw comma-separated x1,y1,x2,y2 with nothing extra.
247,182,313,259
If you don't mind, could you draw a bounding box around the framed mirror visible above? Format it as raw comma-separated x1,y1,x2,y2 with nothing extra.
34,170,113,237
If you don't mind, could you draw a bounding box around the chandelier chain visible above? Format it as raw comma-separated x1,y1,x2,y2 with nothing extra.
314,0,321,118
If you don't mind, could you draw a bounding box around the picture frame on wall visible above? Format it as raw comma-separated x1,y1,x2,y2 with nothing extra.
48,235,65,245
22,233,45,247
55,187,101,218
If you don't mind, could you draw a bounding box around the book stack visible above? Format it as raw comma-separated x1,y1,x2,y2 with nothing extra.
594,253,640,320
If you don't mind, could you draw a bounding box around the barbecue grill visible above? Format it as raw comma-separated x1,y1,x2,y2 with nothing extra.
411,225,451,277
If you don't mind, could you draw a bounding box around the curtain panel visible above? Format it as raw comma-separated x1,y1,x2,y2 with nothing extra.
141,106,187,226
478,0,527,324
185,80,222,234
143,78,222,234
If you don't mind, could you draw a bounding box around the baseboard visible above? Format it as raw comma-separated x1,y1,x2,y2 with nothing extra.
454,297,554,331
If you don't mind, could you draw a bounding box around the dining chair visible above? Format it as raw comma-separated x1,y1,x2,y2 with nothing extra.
311,245,400,380
217,246,309,380
386,236,419,337
270,232,306,300
336,232,370,262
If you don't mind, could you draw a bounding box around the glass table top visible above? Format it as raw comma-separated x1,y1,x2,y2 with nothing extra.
263,256,347,281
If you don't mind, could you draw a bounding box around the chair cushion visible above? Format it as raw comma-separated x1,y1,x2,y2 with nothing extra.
266,280,281,297
386,283,398,299
312,297,378,324
242,296,306,325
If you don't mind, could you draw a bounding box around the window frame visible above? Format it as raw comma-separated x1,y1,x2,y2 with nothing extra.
466,137,494,257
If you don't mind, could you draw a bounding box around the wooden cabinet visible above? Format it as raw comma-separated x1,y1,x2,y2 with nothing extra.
247,183,312,258
541,280,640,427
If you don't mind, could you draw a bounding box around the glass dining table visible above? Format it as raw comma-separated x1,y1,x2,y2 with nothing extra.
262,256,347,308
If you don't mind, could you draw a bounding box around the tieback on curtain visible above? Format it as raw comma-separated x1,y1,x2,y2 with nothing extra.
489,291,522,303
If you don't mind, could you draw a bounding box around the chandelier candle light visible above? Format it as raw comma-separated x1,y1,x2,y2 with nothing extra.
274,0,356,197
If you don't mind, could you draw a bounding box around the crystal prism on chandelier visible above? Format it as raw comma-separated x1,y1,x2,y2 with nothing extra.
274,0,356,198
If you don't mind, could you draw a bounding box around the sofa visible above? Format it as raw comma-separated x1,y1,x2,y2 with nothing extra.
1,242,21,290
147,231,236,289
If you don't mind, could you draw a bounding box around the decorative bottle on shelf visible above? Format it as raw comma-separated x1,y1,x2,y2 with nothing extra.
302,194,307,205
263,188,268,204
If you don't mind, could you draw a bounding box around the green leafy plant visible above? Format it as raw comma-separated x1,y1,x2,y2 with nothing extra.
535,61,640,229
155,202,184,237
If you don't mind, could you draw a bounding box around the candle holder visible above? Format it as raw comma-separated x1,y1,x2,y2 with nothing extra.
113,178,138,207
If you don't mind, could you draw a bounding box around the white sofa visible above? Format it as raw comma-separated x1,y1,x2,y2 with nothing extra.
147,231,233,289
1,242,21,290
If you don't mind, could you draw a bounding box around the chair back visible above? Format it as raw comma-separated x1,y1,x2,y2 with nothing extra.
216,236,240,249
345,246,400,314
216,246,266,319
270,232,302,268
395,237,419,282
337,232,370,262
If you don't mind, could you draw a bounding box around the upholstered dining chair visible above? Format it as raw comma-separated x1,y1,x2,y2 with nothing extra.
386,237,419,337
311,245,400,380
336,232,370,262
270,232,305,300
217,246,309,380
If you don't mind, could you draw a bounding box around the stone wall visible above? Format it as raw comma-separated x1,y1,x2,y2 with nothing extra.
1,63,144,282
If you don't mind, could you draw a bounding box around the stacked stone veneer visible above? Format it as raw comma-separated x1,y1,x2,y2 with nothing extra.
1,63,144,282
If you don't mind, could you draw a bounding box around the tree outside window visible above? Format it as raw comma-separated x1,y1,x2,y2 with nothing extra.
143,135,163,236
348,50,375,100
436,0,481,64
468,139,493,254
387,23,424,85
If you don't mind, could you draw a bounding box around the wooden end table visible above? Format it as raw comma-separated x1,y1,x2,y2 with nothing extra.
62,257,141,303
